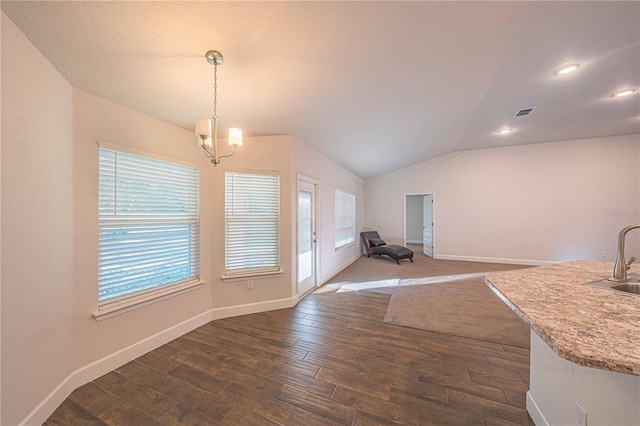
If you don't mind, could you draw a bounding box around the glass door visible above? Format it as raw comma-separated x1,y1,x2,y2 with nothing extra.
298,181,316,295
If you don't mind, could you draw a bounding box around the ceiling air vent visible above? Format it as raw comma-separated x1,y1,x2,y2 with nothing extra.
514,107,536,117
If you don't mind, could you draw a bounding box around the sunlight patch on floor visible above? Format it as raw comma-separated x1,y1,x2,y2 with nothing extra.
336,279,400,293
335,272,492,293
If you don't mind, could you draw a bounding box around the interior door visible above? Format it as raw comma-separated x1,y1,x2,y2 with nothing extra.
298,181,316,296
423,194,433,257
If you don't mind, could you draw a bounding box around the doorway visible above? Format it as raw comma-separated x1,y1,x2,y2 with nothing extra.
404,193,434,258
297,179,318,296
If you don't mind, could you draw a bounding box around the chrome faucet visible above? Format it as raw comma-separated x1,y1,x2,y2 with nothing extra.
609,225,640,282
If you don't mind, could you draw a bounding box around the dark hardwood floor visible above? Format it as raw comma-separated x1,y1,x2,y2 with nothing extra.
44,286,533,425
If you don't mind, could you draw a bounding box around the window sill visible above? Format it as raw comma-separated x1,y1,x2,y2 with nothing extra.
221,269,283,282
335,241,356,251
92,279,205,321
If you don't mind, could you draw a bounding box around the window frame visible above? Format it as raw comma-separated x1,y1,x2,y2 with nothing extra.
94,141,202,320
335,187,356,250
223,169,282,281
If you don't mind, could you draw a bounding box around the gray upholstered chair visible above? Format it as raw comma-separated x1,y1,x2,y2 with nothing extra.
360,231,414,264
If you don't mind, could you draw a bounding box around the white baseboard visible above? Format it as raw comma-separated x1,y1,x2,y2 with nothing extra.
320,254,360,285
526,391,550,426
19,296,298,426
209,297,297,321
435,254,556,266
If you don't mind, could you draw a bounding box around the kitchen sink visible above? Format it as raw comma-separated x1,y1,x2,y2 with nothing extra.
585,274,640,296
611,283,640,295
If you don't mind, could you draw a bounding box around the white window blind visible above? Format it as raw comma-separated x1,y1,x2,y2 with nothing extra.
335,188,356,249
225,171,280,275
98,148,200,305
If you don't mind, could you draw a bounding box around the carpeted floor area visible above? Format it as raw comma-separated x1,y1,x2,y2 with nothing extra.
381,278,530,348
325,245,532,348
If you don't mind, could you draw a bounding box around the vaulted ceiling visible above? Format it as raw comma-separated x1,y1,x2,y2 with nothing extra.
3,1,639,179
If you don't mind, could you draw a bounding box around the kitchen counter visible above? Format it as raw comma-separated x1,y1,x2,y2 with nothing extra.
485,260,640,375
485,261,640,425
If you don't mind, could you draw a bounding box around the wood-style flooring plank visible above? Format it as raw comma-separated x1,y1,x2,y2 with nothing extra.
332,386,419,425
117,360,182,394
317,367,392,400
220,406,282,426
45,399,106,426
274,384,357,426
219,382,295,424
67,382,124,418
158,404,221,426
167,363,230,395
285,407,344,426
96,401,163,426
164,381,234,421
264,365,336,398
109,382,175,418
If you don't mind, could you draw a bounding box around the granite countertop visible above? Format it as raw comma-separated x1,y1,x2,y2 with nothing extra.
485,261,640,375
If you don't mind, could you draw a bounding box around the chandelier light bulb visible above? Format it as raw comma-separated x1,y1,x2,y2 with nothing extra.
196,117,211,138
228,128,243,147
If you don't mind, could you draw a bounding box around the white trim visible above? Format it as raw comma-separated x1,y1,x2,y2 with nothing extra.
334,187,356,249
296,178,319,296
224,166,280,176
296,172,320,185
93,280,204,320
19,296,299,426
435,254,556,266
334,240,355,251
526,391,550,426
210,297,296,320
97,140,198,168
221,269,283,282
402,192,435,257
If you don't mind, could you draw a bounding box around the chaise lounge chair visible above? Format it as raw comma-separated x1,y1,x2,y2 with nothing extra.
360,230,414,265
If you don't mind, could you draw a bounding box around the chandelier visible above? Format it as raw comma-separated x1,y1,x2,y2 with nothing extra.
195,50,242,166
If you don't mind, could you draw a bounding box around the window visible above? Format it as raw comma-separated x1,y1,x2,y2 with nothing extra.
335,188,356,249
225,171,280,276
98,147,200,306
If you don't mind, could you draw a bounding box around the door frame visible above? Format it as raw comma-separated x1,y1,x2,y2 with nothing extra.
297,174,320,297
403,192,436,257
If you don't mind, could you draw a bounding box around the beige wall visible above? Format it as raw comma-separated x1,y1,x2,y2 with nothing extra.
365,134,640,264
290,137,364,286
1,13,75,425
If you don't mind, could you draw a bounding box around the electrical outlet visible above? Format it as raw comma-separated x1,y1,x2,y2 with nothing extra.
247,280,254,290
601,251,607,257
483,245,489,252
575,402,587,426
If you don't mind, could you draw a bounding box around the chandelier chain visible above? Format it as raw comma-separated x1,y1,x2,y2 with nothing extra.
213,61,218,120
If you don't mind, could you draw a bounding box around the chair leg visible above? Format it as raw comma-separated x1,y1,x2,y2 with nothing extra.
396,259,401,265
410,258,414,262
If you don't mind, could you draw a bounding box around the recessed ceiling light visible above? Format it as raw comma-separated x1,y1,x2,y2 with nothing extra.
613,89,636,97
557,64,579,75
498,129,512,134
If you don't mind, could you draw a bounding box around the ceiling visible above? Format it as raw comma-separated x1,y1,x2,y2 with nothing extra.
3,1,639,179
